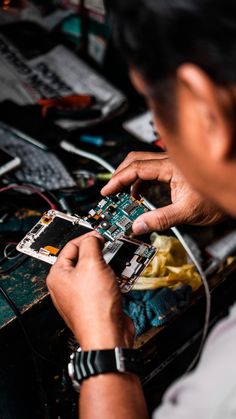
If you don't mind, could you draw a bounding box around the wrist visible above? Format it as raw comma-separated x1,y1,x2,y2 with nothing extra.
74,324,132,351
78,334,130,351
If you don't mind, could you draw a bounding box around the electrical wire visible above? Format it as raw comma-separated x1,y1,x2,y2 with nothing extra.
0,243,18,264
11,179,62,210
60,140,115,173
142,198,211,371
4,243,21,260
63,145,211,369
0,253,28,274
0,184,57,209
173,229,211,371
0,258,56,364
0,284,54,363
0,278,52,417
0,183,57,364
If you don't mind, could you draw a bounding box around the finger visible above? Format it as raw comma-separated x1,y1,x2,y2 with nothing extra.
55,231,104,268
75,236,105,268
101,158,172,196
101,152,168,196
69,230,104,246
132,202,187,234
113,151,168,176
55,241,80,268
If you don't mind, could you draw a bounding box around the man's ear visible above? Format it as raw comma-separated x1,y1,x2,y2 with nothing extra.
177,64,234,161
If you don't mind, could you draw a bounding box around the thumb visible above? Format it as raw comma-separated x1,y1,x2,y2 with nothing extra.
76,236,105,266
132,203,186,234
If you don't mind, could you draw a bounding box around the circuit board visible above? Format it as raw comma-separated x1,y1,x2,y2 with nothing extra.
17,209,156,292
85,193,149,241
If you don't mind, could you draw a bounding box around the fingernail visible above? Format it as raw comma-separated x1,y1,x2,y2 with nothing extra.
133,221,149,235
91,231,104,241
100,186,107,195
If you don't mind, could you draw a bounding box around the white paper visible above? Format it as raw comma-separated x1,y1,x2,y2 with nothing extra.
123,111,159,143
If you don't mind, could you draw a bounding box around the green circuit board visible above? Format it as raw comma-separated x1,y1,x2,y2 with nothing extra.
85,193,149,241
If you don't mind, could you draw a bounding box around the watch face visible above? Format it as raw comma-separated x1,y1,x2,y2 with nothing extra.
68,354,81,393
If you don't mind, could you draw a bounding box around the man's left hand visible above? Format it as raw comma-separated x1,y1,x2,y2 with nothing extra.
46,232,134,350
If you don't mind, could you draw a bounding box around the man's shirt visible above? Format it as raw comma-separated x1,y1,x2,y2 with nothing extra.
154,302,236,419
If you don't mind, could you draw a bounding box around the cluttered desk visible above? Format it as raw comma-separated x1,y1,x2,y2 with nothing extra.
1,3,236,419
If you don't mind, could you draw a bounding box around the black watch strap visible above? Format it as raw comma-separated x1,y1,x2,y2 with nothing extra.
68,347,142,391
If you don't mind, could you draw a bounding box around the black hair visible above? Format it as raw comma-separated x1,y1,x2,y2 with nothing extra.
109,0,236,86
108,0,236,126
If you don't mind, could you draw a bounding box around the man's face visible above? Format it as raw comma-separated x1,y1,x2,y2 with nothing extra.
130,67,236,217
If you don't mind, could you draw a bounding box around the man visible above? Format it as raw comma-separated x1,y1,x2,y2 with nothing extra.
46,1,236,417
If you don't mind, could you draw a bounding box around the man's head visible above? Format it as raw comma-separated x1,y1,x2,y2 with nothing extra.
109,0,236,216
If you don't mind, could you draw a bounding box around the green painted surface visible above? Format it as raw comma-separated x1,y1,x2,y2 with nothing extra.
0,257,50,329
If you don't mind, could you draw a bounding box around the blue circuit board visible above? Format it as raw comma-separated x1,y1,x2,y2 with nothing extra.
85,193,149,242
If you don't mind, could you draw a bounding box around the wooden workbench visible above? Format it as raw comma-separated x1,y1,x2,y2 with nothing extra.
0,257,49,330
1,224,236,418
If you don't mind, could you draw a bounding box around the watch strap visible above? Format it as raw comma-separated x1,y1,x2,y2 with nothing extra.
69,347,142,388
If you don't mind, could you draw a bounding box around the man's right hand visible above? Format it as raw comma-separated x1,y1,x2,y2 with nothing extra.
101,152,225,234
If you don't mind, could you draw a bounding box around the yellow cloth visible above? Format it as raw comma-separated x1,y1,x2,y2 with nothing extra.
133,232,202,291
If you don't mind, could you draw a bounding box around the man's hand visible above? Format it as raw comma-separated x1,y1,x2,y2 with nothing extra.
101,152,225,234
46,232,134,350
47,234,148,419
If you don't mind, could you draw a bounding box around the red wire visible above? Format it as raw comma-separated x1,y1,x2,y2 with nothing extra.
0,184,57,209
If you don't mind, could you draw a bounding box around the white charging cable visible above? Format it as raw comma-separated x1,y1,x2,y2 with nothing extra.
142,197,211,371
60,140,115,174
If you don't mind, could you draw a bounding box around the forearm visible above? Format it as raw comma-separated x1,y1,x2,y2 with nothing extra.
80,372,149,419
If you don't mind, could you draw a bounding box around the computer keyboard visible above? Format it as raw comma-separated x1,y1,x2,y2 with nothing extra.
0,127,76,190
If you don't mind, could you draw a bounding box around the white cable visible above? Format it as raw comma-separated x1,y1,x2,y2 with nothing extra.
60,140,210,368
142,197,211,371
4,243,22,260
60,140,115,174
171,226,211,370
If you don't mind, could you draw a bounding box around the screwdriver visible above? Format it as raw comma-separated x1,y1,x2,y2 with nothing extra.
79,135,116,147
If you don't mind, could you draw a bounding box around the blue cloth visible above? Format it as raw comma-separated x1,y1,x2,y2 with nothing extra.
123,285,192,337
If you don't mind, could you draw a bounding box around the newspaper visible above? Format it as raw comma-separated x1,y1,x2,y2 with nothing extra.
0,32,126,129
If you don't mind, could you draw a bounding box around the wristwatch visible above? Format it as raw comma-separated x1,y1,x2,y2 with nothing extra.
68,347,143,392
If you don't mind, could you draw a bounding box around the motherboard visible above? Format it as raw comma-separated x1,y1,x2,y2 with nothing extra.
85,193,149,241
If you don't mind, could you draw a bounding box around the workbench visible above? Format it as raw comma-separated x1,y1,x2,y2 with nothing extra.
0,254,68,419
1,230,236,419
1,118,236,418
0,258,49,329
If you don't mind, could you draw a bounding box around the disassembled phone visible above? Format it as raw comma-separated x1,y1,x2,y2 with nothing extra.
17,194,156,292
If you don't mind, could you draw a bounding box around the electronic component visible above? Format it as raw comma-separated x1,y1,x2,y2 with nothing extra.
17,210,156,292
103,237,156,292
85,193,149,242
72,170,97,190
